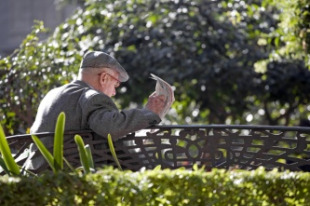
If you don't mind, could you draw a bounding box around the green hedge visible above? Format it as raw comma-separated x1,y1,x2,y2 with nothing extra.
0,167,309,206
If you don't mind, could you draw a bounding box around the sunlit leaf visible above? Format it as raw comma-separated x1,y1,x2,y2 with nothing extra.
53,112,65,171
0,124,20,175
107,134,122,170
85,145,94,169
74,135,90,174
31,135,55,173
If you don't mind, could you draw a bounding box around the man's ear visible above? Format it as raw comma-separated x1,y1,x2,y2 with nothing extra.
99,72,107,86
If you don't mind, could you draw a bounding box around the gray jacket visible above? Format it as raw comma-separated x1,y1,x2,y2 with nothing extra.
25,80,161,171
31,80,161,138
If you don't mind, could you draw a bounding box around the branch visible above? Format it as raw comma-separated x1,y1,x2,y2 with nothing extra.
274,102,298,126
263,101,276,125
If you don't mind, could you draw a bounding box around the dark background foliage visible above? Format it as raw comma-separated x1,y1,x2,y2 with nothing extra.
0,0,310,134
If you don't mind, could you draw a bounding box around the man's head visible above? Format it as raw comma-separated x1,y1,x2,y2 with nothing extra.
78,51,129,97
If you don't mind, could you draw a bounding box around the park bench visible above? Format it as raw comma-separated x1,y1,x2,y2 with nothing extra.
6,124,310,173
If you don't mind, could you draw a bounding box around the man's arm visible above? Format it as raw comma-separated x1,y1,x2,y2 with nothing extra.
81,92,161,140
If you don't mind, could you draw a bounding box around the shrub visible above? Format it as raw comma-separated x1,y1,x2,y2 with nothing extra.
0,167,309,205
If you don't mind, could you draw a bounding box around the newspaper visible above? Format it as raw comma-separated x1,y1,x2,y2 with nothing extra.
150,73,175,119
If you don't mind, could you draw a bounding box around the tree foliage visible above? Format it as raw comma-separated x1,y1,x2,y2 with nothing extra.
0,0,310,134
267,0,310,65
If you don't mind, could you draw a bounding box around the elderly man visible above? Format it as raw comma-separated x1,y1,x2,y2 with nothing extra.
26,51,165,171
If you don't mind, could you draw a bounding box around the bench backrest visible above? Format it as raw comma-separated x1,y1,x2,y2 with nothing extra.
6,125,310,172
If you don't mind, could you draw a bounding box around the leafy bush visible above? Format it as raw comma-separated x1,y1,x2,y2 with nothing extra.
0,167,309,205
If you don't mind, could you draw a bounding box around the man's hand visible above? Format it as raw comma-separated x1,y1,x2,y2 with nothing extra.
145,92,166,116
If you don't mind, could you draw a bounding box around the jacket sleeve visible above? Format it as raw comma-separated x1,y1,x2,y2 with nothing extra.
80,90,161,140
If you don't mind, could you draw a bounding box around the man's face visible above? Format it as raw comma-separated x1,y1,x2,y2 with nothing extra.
99,70,120,97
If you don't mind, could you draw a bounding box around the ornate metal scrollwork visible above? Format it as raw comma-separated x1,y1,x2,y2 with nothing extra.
110,125,310,171
6,125,310,172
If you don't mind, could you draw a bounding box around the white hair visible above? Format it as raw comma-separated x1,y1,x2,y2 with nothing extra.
77,67,113,80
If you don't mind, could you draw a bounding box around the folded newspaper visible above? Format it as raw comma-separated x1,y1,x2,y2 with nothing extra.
150,73,175,119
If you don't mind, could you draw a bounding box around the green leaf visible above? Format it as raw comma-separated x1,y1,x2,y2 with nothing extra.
0,156,10,175
0,124,20,175
31,135,55,173
85,145,94,169
153,165,162,171
74,135,90,174
193,164,198,171
53,112,65,171
107,134,122,170
63,157,75,172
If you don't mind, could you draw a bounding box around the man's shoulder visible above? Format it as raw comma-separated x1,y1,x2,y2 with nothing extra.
82,89,112,102
43,80,95,101
83,89,101,99
79,89,117,112
58,80,93,95
77,83,112,105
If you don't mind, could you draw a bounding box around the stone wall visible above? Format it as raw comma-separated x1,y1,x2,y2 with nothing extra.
0,0,77,57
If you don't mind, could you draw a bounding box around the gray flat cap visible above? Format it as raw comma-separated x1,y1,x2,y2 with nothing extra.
80,51,129,82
